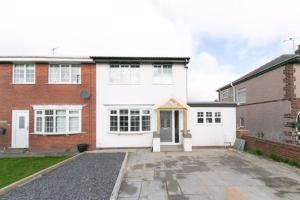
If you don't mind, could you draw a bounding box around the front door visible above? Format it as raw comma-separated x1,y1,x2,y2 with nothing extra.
12,110,29,148
160,111,173,143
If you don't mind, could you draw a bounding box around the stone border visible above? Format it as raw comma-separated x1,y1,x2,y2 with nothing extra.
0,152,85,196
110,152,129,200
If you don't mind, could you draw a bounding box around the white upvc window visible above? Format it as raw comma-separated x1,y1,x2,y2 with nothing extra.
49,64,81,84
197,111,222,124
237,88,246,104
109,109,151,133
153,64,172,84
13,64,35,84
33,105,82,134
110,64,140,84
221,89,229,99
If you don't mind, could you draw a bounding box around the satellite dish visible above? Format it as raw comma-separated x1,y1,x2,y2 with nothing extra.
80,90,90,99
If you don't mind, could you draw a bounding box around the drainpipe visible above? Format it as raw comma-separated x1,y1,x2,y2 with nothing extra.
231,82,235,102
185,62,188,103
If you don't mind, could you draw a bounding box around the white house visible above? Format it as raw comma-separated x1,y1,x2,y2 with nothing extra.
93,56,236,151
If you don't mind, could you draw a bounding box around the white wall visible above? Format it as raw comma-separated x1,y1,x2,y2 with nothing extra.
189,107,236,146
96,63,187,148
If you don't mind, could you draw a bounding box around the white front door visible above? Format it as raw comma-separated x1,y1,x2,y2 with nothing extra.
12,110,29,148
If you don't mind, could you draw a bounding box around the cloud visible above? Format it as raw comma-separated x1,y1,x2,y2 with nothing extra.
188,52,240,101
1,0,300,101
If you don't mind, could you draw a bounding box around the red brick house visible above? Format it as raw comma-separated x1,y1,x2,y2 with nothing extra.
0,57,96,151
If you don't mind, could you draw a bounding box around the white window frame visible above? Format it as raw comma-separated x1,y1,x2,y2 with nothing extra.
109,108,151,134
109,64,140,84
48,64,81,84
153,64,173,84
12,64,36,84
237,88,246,104
197,111,223,125
32,105,83,135
222,89,229,99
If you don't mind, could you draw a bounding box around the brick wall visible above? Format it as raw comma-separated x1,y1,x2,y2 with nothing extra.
0,62,96,151
237,129,300,164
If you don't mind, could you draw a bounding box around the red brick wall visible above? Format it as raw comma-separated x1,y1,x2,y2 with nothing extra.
237,130,300,164
0,62,96,151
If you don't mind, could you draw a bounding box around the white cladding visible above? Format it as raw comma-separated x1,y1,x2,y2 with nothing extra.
96,63,187,148
189,107,236,146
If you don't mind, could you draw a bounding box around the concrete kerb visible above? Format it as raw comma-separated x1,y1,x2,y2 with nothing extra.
0,152,85,196
110,151,129,200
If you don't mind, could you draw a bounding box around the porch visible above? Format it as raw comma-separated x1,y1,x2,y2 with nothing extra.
152,98,192,152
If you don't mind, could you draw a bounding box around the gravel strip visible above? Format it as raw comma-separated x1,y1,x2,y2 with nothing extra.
1,153,125,200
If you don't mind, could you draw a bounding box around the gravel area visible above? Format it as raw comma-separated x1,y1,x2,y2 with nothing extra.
1,153,125,200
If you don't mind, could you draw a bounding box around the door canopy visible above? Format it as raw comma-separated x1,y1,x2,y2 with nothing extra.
154,98,189,110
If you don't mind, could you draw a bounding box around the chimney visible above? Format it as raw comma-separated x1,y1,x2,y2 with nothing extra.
295,44,300,55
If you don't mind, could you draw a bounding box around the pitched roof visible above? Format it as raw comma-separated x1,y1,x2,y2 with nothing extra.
218,54,300,91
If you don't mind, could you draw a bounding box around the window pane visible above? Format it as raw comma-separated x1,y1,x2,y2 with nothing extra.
69,116,79,132
120,116,128,132
49,64,60,83
71,65,80,83
14,65,25,83
56,110,66,115
162,65,172,84
130,65,140,84
56,116,66,132
69,110,79,115
130,116,140,131
153,65,161,83
45,116,54,132
142,116,151,131
197,118,204,123
19,116,25,129
206,112,212,123
25,64,35,83
61,64,70,82
36,117,42,132
110,65,120,83
110,116,118,131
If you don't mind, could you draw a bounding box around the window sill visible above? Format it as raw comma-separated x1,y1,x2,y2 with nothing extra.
109,83,141,85
196,123,223,126
12,83,35,85
31,132,86,136
47,83,81,85
108,131,152,135
152,83,173,85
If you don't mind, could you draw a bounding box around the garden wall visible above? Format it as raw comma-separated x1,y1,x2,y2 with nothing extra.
237,129,300,164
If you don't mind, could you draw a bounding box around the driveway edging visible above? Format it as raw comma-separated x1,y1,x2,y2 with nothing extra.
0,152,85,196
110,151,129,200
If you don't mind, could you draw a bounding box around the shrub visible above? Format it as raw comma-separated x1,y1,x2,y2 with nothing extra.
269,154,283,162
254,149,263,156
288,160,299,167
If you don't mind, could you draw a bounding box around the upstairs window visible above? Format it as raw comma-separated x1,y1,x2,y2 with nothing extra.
237,88,246,104
49,64,81,84
153,64,172,84
110,64,140,84
221,89,229,99
13,64,35,84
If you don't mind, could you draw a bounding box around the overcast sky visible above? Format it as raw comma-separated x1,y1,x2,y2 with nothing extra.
1,0,300,101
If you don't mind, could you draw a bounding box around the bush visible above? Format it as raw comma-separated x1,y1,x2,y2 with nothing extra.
269,154,283,162
254,149,263,156
288,160,299,167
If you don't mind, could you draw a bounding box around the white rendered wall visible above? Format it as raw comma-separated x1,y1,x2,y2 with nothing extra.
96,63,187,148
189,107,236,146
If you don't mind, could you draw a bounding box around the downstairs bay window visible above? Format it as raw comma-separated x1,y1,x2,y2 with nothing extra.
33,105,82,134
109,109,151,133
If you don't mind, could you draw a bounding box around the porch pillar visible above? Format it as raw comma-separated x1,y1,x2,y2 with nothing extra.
157,109,160,134
183,109,187,135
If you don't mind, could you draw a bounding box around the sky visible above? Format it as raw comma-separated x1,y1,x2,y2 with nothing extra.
1,0,300,101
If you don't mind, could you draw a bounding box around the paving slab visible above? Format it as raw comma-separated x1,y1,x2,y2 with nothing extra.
118,149,300,200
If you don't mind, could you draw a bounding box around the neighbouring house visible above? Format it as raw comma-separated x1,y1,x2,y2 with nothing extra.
93,56,236,151
218,45,300,145
0,56,236,152
0,56,96,151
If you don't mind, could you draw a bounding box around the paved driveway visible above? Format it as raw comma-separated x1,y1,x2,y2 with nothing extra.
118,149,300,200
